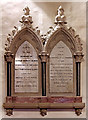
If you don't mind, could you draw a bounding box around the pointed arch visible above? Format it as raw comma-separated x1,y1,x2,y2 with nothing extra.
9,27,43,55
45,27,76,55
45,27,77,96
10,28,42,96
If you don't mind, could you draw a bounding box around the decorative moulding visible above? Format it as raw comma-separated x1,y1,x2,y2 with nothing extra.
5,6,83,58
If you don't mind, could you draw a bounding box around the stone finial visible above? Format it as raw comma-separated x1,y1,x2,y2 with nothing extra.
75,35,83,53
55,6,67,25
73,35,84,62
5,7,41,51
20,7,33,27
23,7,30,15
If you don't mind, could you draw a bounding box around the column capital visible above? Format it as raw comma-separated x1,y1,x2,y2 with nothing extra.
74,53,84,62
4,51,14,62
39,51,49,62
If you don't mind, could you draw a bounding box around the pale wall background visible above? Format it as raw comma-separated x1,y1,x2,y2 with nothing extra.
0,1,86,118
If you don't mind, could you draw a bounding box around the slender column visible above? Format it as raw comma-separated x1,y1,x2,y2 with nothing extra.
76,62,80,96
42,62,46,96
4,51,14,96
7,62,11,96
39,51,49,96
74,54,83,96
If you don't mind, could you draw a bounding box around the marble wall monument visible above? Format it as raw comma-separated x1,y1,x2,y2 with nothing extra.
3,6,85,117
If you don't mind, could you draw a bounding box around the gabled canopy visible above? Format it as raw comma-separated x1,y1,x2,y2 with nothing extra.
5,6,83,58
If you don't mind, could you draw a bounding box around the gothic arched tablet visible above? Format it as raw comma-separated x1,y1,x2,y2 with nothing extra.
4,7,43,96
15,41,39,93
49,41,74,94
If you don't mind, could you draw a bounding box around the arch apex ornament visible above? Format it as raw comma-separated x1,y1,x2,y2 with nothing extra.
19,7,33,27
55,6,67,25
41,6,67,44
23,6,30,15
44,6,83,62
5,7,43,52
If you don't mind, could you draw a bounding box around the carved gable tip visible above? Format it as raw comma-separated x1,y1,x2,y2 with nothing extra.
23,6,30,15
20,6,33,27
58,6,64,12
55,6,67,25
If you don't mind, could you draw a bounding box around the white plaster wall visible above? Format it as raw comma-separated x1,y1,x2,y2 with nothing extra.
0,1,86,118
